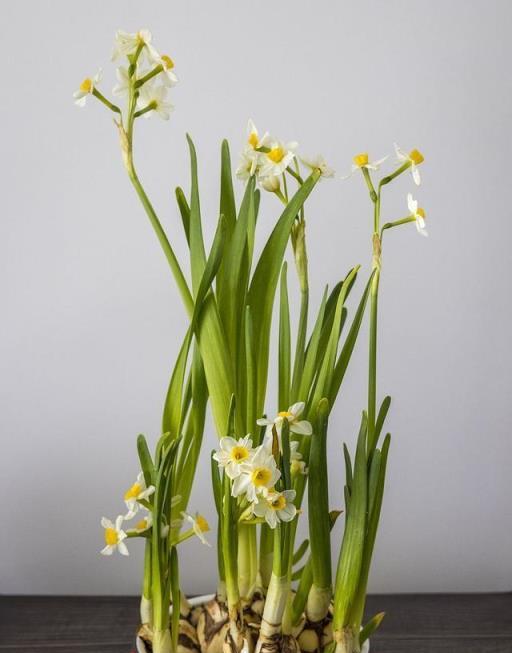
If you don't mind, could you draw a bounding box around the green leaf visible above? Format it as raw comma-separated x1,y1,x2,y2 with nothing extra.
292,539,310,566
170,547,180,651
348,434,391,632
162,214,226,437
298,287,328,401
281,419,291,491
244,306,256,436
175,187,190,246
329,270,376,404
248,171,321,415
373,396,391,452
186,135,206,295
137,434,154,487
216,177,256,357
343,443,353,493
359,612,385,646
333,412,368,631
308,397,332,589
278,263,291,410
309,267,359,418
219,140,237,234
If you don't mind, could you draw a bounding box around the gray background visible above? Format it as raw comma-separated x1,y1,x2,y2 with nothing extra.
1,0,511,596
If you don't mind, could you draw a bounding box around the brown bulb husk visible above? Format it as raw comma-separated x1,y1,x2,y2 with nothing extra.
178,618,201,653
196,597,229,653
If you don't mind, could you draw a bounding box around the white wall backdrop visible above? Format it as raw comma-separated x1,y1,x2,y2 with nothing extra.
1,0,511,596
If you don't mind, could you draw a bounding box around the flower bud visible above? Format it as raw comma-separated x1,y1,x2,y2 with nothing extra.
261,174,280,193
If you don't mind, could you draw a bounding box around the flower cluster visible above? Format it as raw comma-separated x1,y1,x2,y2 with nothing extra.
100,471,209,556
236,120,334,193
74,28,177,120
346,143,428,236
212,404,312,528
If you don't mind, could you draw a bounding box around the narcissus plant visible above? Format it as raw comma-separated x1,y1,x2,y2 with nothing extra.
76,27,429,653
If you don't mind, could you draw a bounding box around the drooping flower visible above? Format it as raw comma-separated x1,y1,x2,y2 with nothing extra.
301,154,335,179
213,435,254,479
394,143,424,185
124,472,155,518
407,193,428,237
112,29,159,63
258,402,313,439
231,445,281,503
137,84,174,119
260,140,298,178
182,512,211,547
100,516,129,556
73,70,102,107
252,489,297,528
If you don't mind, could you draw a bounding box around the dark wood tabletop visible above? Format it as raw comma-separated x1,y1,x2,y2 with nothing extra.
0,593,510,652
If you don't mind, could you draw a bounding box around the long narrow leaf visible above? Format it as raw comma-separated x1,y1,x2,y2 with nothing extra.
247,171,321,415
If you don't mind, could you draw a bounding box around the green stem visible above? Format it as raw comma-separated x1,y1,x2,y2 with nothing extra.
122,81,193,317
92,88,121,114
367,268,380,449
135,64,164,88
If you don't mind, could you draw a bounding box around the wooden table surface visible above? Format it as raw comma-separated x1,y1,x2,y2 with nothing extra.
0,593,511,652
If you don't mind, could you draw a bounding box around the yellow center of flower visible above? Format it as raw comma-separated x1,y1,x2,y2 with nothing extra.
271,495,287,511
161,55,174,70
196,515,210,532
104,527,118,545
124,482,142,501
278,411,293,418
268,147,285,163
136,518,149,531
290,460,303,474
353,153,369,167
252,467,272,487
79,78,93,93
416,208,426,219
230,446,250,462
409,149,424,165
248,132,259,148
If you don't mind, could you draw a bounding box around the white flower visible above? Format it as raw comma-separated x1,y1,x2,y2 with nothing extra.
258,402,313,441
73,70,102,107
130,511,153,533
124,472,155,518
348,152,388,175
100,516,129,556
236,147,261,180
252,489,297,529
112,29,159,63
259,140,298,178
301,155,335,179
394,143,424,186
144,51,178,86
290,441,307,476
182,512,211,547
112,66,131,97
231,445,281,503
213,435,254,479
407,193,428,237
137,84,174,120
246,119,270,151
